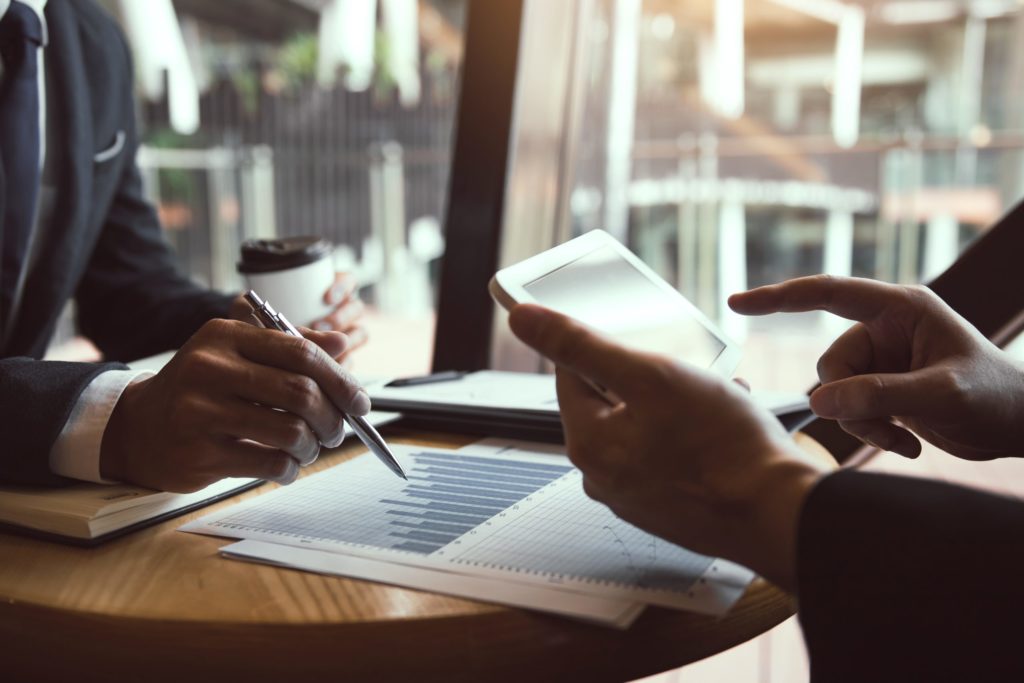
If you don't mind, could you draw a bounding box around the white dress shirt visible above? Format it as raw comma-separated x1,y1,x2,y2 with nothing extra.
2,0,148,484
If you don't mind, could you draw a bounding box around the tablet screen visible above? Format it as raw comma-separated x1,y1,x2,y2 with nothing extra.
523,246,726,368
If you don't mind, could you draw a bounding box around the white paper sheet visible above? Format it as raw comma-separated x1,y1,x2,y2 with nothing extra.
182,445,753,621
221,539,645,628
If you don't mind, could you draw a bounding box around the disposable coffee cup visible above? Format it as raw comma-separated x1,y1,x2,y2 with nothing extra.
238,237,335,327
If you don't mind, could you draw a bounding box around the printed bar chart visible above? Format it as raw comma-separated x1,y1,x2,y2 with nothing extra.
382,453,572,553
200,451,571,555
185,445,754,615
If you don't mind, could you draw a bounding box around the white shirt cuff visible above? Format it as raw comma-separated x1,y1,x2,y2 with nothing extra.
49,369,154,484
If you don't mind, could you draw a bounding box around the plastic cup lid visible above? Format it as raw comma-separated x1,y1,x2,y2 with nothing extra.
238,237,333,274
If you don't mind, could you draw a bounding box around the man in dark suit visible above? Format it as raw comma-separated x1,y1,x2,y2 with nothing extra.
511,275,1024,680
1,0,368,491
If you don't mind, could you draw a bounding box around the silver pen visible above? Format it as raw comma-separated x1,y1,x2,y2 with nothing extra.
243,290,407,480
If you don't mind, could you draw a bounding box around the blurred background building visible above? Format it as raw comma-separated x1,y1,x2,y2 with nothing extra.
56,0,1024,385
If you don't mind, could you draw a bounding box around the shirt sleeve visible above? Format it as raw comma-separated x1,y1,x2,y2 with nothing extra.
48,368,154,483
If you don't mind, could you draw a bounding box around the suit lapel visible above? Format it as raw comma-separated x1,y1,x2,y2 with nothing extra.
38,0,92,275
5,0,92,354
0,159,5,324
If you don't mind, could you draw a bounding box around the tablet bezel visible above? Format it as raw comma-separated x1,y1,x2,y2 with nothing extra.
490,230,742,378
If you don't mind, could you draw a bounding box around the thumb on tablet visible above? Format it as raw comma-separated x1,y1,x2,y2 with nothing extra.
509,304,649,401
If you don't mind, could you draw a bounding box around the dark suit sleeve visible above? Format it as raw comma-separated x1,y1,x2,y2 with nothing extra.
74,33,234,362
0,358,126,485
797,469,1024,682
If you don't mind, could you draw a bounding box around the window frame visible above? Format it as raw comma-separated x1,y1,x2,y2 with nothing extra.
432,0,525,372
433,0,1024,464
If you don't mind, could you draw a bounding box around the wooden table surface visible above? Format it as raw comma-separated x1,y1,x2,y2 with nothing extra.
0,430,828,682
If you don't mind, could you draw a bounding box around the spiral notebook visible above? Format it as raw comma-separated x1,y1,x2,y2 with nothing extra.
181,443,753,625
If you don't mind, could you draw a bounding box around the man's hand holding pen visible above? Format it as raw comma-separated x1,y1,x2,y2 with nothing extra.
226,271,369,367
100,318,371,493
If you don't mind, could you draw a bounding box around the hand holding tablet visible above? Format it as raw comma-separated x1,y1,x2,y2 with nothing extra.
490,230,741,389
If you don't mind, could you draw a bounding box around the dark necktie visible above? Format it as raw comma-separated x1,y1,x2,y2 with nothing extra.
0,1,44,329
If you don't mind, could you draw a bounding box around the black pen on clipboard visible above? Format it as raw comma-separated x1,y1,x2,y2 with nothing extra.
385,370,468,388
243,290,407,480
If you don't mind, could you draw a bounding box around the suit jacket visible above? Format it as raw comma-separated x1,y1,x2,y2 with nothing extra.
798,469,1024,681
0,0,233,485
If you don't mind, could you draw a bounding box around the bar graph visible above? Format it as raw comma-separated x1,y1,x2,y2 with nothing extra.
441,469,716,593
383,453,571,552
187,445,754,613
202,451,572,555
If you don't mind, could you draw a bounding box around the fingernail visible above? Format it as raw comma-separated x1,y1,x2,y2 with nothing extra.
329,275,356,304
313,321,332,332
351,390,371,416
516,304,549,322
896,439,921,459
509,305,550,340
339,299,365,327
347,327,368,346
300,444,321,467
810,387,839,417
275,459,299,485
327,429,346,448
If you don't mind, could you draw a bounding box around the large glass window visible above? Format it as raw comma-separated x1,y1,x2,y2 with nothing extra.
53,0,467,378
496,0,1024,392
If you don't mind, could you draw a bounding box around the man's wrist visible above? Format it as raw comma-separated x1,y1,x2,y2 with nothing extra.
99,378,146,483
49,369,152,484
734,447,827,591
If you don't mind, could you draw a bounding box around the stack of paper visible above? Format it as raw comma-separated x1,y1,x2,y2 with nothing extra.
182,440,755,628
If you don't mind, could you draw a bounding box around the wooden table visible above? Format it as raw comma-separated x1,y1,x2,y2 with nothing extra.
0,430,828,682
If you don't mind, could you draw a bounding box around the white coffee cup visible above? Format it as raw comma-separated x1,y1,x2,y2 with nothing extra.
238,237,335,327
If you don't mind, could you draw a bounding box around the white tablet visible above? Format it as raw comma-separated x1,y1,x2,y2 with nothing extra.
490,230,741,378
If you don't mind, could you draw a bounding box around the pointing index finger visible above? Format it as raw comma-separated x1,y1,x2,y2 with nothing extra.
728,275,907,323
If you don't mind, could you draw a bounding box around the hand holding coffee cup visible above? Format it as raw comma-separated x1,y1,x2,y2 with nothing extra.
234,237,369,362
317,271,369,360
